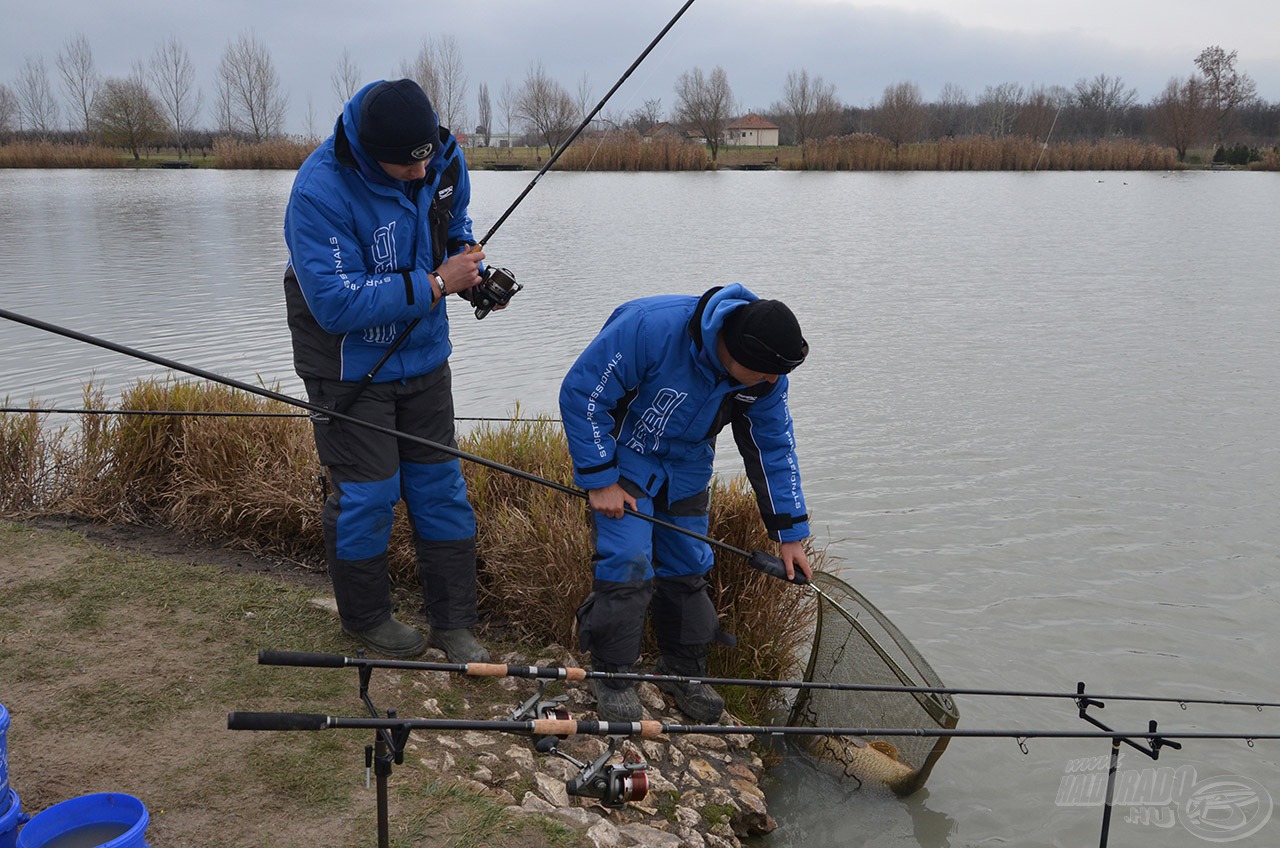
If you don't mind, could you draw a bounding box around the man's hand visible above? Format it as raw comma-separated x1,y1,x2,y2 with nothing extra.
435,248,485,298
588,483,638,520
780,540,812,582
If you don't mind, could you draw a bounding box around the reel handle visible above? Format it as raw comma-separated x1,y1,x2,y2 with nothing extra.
258,650,347,668
227,711,330,731
748,550,809,586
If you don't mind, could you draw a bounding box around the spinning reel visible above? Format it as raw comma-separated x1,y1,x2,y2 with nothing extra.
513,680,649,808
472,267,522,319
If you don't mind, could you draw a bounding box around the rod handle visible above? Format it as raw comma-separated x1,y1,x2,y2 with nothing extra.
228,711,330,731
258,650,347,668
748,550,809,586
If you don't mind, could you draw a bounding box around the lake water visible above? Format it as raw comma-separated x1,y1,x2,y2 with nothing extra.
2,167,1278,846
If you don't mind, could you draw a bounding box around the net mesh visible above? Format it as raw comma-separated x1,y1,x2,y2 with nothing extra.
788,571,959,795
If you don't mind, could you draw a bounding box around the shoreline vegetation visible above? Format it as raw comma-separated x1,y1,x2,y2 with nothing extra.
1,136,1277,171
0,379,819,724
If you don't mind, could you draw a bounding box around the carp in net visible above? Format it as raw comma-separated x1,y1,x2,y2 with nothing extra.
788,570,959,795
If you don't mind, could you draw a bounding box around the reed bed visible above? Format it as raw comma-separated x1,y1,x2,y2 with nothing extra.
0,142,127,168
556,137,709,171
1,380,817,718
212,137,315,169
1253,147,1280,171
800,134,1177,171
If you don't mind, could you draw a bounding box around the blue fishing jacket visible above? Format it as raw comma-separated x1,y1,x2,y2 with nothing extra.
283,81,478,382
559,284,810,543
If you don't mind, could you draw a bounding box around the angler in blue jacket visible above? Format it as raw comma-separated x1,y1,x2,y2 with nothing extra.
282,78,494,662
559,284,812,722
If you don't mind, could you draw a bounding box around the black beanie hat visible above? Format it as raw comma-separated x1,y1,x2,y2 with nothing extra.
721,300,809,374
358,79,440,165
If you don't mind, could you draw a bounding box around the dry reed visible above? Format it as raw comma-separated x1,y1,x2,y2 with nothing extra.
2,380,817,718
212,138,315,169
800,134,1177,171
0,142,126,168
556,137,709,171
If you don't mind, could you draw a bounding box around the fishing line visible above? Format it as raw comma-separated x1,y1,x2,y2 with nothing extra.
0,406,560,424
256,650,1280,711
0,306,807,590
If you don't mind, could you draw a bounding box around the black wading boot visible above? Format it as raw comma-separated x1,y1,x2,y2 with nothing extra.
653,654,725,723
591,663,643,722
428,627,491,663
342,617,427,658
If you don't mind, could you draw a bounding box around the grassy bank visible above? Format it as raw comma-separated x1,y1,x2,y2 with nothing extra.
1,379,819,721
0,521,580,848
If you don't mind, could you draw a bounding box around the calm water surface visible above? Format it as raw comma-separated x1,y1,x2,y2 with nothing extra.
2,168,1278,846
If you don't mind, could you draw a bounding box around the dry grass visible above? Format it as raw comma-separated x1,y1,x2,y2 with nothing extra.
799,134,1178,171
2,381,817,720
211,137,315,169
1252,147,1280,171
556,137,709,171
0,142,126,168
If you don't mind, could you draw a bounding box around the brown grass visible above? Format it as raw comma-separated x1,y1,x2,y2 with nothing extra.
556,138,709,171
0,142,126,168
2,380,817,719
799,134,1178,171
1252,147,1280,171
211,137,315,169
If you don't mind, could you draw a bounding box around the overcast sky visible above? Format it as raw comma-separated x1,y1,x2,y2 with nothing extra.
5,0,1279,136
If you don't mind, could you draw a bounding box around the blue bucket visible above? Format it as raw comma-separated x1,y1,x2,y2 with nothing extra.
15,794,149,848
0,790,24,848
0,703,10,815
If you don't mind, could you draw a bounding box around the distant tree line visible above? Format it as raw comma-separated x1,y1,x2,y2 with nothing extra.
1,31,1274,165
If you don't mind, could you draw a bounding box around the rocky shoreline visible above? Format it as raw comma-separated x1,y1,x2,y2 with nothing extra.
394,643,778,848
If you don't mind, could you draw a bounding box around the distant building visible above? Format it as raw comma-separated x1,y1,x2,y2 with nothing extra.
724,114,779,147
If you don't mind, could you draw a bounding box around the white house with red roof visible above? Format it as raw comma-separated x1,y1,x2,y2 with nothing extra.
724,113,779,146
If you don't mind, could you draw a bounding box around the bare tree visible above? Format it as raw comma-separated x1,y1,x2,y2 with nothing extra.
149,35,202,157
515,61,577,155
93,66,167,160
932,82,971,137
628,98,664,132
476,82,492,145
673,66,735,161
1150,75,1208,162
56,34,99,134
977,82,1024,137
1072,74,1137,137
1015,84,1067,141
0,84,17,136
330,49,361,113
575,72,593,124
215,30,288,141
14,56,60,136
496,78,517,146
773,69,841,145
433,35,468,131
401,40,440,107
1195,45,1259,145
875,81,927,148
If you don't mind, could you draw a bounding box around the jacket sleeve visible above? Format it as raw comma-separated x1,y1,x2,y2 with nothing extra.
558,307,648,491
731,377,810,542
446,156,478,253
283,190,435,335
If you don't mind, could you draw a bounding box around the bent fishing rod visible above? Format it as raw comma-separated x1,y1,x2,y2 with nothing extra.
337,0,699,412
256,649,1280,712
0,306,807,589
227,710,1280,746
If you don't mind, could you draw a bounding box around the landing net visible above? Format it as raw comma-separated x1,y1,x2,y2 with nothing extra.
788,571,959,795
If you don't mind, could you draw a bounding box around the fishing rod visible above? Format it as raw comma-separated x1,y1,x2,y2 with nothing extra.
229,709,1280,745
0,306,808,589
256,650,1280,711
0,406,559,424
334,0,700,411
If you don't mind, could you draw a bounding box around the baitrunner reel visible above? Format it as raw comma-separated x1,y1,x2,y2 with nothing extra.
472,266,522,320
537,734,649,809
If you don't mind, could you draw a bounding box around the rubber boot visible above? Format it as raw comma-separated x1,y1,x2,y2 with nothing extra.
342,617,427,658
590,662,643,722
653,654,725,723
428,627,491,663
